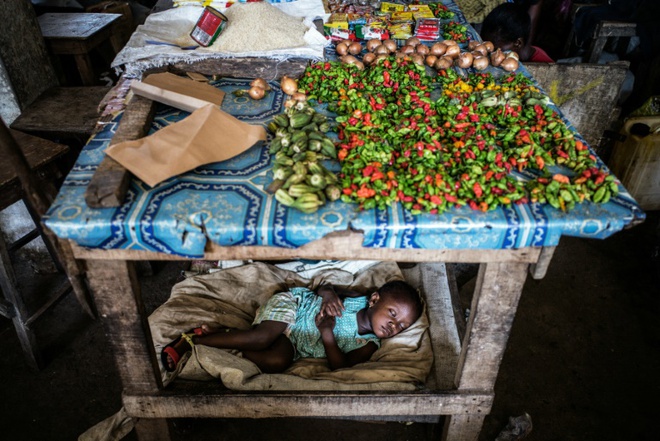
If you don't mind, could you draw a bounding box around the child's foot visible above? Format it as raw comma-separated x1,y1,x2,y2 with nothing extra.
161,327,208,372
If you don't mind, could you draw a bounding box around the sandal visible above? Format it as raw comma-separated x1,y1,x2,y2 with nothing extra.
161,327,204,372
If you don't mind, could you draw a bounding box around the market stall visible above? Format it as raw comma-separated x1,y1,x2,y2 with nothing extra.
42,1,644,440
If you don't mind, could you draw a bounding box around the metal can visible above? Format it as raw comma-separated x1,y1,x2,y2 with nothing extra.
190,6,228,47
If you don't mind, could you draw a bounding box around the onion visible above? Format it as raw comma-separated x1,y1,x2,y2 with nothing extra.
490,48,505,67
430,42,447,56
250,78,270,90
353,60,365,70
501,57,519,72
280,75,298,95
443,39,458,47
374,44,390,55
468,40,480,51
474,44,489,57
335,43,348,56
400,45,415,55
341,54,359,65
348,42,363,55
291,92,307,102
505,50,520,61
395,51,406,59
434,56,453,70
366,39,382,52
482,41,495,52
445,44,461,58
472,55,489,70
383,39,397,53
411,53,425,66
457,52,474,68
405,36,421,47
425,54,438,67
248,86,266,100
415,44,430,56
335,42,349,56
362,52,376,65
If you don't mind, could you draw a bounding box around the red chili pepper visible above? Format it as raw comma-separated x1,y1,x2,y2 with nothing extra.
473,182,483,198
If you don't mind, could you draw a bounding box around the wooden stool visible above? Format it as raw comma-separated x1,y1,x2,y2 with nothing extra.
37,12,122,86
0,123,95,370
585,20,637,63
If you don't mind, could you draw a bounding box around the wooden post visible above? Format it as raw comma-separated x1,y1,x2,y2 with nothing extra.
85,259,163,392
529,246,556,280
443,261,529,440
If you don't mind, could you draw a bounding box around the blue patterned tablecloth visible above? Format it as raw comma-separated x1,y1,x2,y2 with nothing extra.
43,3,645,258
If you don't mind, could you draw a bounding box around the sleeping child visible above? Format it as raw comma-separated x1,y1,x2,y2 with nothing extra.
162,280,423,373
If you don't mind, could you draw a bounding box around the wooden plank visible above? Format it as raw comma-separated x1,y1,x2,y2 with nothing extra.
123,391,493,419
453,262,528,391
85,94,156,208
169,57,310,80
69,232,542,264
594,21,637,38
85,259,163,392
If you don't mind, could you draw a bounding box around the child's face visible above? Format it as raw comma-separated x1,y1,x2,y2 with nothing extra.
367,292,418,339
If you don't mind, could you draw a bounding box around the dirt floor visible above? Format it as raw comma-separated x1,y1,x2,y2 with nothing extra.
1,207,658,441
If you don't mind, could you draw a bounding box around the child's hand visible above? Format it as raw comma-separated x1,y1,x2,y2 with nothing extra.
318,285,345,317
315,311,336,335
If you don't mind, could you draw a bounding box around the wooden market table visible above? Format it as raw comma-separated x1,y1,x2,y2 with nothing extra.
42,2,643,440
45,81,641,440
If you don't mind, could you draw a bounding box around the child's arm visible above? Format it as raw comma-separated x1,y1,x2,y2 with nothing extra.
315,312,378,370
317,284,364,318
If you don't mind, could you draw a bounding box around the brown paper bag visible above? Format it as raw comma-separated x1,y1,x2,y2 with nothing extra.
106,104,266,187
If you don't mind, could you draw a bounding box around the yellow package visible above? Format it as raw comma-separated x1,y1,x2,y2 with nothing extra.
381,2,405,13
390,11,413,22
389,22,412,39
327,12,348,29
413,10,435,20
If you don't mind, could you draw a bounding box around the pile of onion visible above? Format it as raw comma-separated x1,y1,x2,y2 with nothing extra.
246,77,270,100
427,40,519,73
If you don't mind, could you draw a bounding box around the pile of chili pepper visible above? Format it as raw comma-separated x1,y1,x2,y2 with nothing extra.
296,59,618,214
442,21,469,43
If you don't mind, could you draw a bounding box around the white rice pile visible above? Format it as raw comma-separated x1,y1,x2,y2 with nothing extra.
213,2,308,53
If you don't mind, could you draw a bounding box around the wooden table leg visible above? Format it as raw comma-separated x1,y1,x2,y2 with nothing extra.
73,53,96,86
133,418,172,441
85,259,171,440
442,261,529,440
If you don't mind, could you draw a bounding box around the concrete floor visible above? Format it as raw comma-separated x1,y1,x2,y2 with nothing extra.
1,202,658,440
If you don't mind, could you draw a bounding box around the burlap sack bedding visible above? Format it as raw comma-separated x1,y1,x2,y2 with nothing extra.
151,261,433,390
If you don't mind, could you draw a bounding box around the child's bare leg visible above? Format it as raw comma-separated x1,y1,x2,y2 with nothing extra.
164,321,288,370
242,334,295,373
